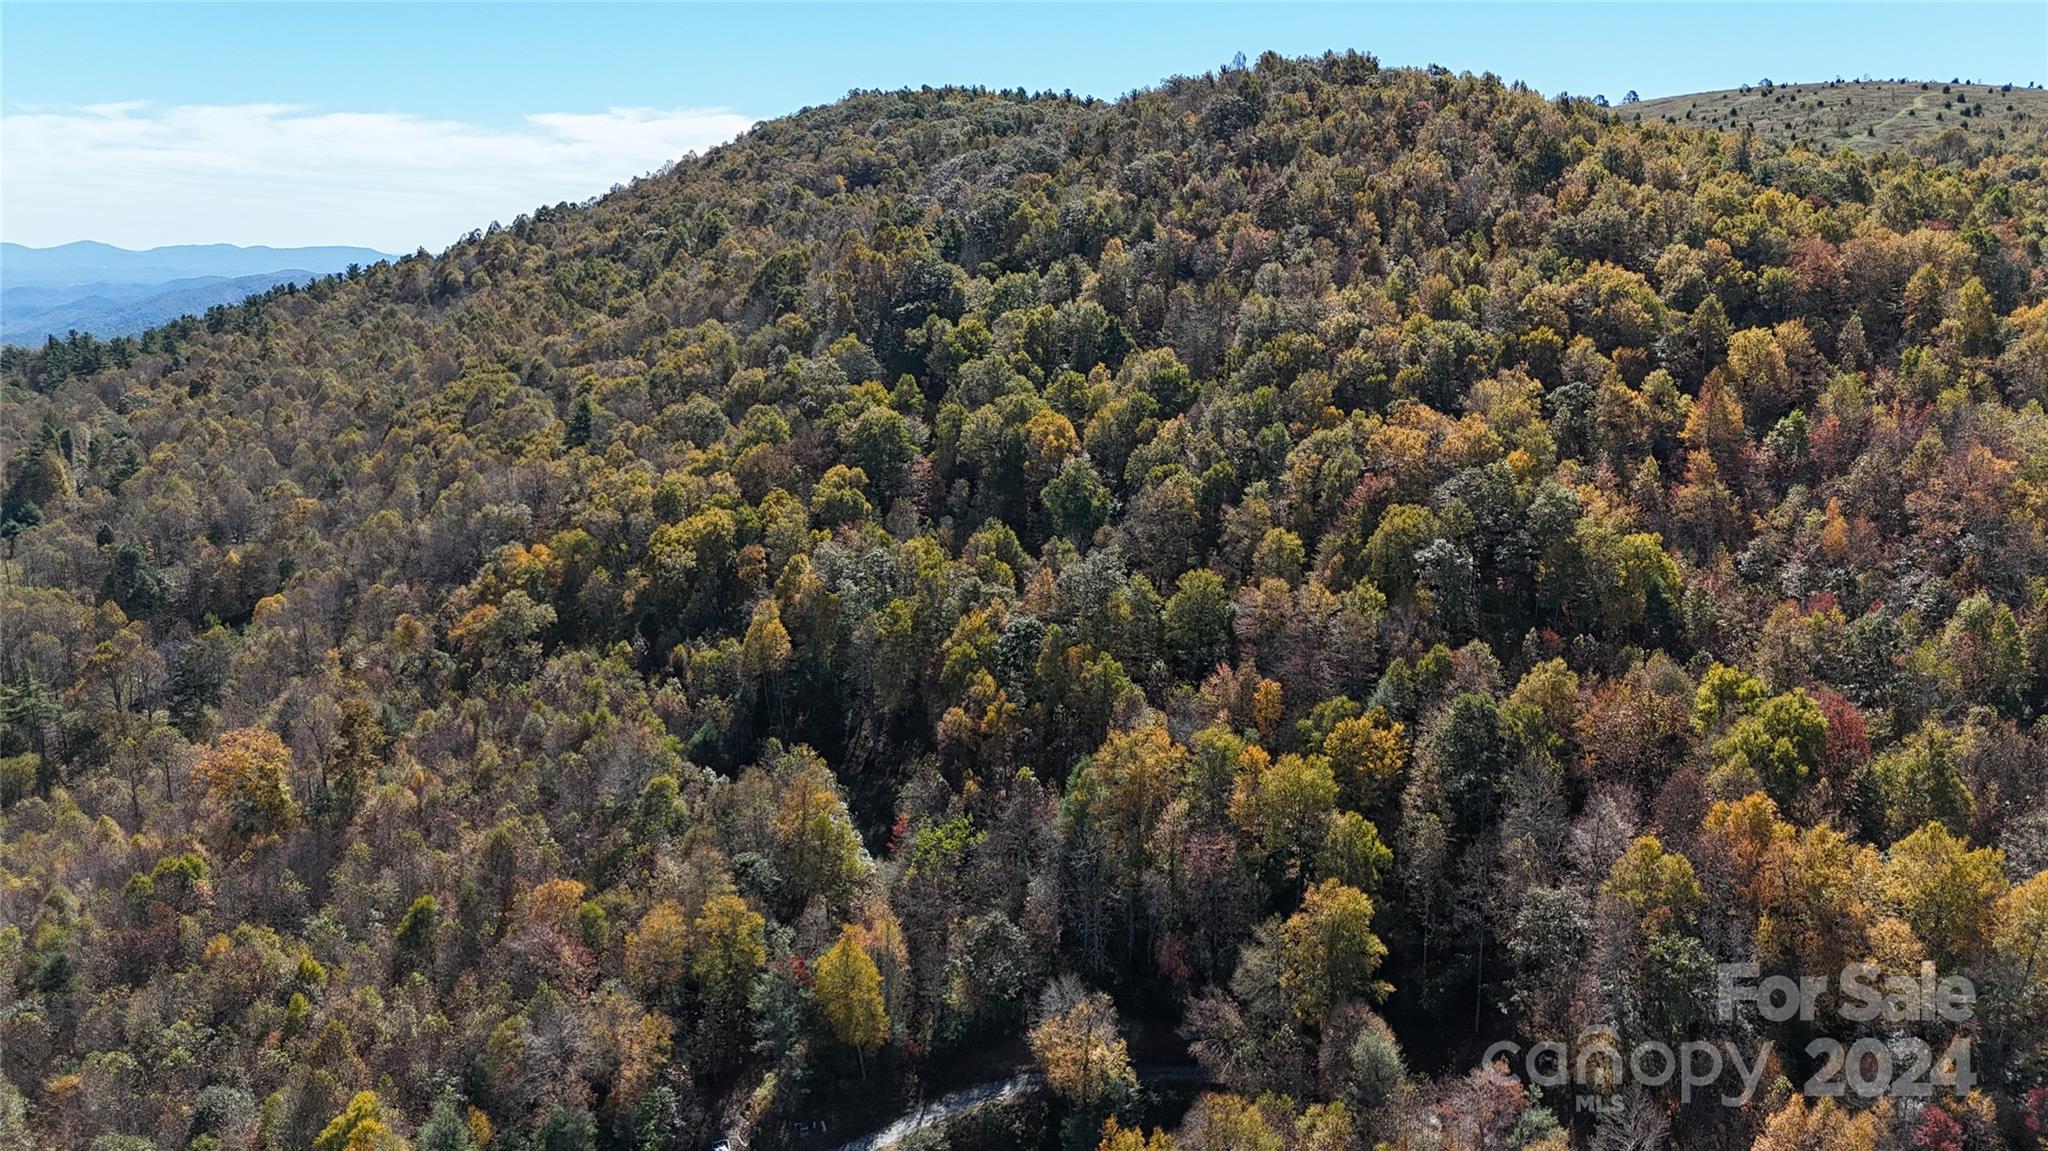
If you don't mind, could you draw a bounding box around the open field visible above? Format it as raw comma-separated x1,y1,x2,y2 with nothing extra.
1628,78,2048,153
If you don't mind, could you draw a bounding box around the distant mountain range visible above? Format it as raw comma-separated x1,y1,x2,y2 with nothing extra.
2,241,398,344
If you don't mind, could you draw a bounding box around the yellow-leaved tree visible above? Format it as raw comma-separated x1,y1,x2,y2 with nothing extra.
193,727,297,839
623,899,691,999
314,1091,409,1151
1277,879,1389,1023
1097,1118,1177,1151
1029,976,1134,1107
814,924,889,1074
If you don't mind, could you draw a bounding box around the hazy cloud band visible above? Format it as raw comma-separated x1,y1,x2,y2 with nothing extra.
2,102,756,251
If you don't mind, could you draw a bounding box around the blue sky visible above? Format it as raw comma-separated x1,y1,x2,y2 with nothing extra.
4,2,2044,251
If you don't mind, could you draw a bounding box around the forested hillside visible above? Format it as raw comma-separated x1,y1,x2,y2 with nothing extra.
6,51,2048,1151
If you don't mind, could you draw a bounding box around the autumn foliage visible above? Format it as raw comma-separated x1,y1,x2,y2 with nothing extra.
4,49,2048,1151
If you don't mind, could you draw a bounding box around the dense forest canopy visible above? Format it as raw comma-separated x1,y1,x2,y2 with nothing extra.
6,49,2048,1151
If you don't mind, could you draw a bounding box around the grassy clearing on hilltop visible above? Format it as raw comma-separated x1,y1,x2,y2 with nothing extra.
1629,78,2048,155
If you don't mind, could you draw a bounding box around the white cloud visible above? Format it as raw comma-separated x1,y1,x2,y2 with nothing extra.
1,102,756,251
